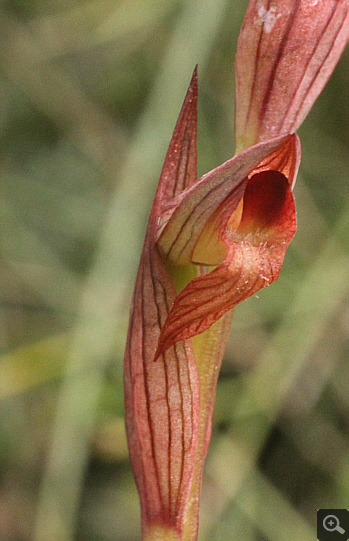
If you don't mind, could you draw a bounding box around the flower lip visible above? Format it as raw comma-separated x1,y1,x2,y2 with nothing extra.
231,169,290,239
154,166,297,361
190,168,290,266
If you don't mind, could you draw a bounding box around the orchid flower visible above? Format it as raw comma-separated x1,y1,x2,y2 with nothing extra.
124,1,348,540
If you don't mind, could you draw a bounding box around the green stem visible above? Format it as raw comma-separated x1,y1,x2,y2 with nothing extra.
181,311,234,540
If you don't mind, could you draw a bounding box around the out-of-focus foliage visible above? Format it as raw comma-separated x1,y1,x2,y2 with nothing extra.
0,1,348,540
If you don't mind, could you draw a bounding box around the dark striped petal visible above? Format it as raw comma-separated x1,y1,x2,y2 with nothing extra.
235,0,349,150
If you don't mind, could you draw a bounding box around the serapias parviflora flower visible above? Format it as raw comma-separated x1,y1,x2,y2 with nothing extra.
124,2,348,540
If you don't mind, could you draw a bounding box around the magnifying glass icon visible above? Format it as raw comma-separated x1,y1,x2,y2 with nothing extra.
323,515,345,534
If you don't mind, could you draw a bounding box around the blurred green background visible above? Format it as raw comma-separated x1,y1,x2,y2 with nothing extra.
0,1,348,540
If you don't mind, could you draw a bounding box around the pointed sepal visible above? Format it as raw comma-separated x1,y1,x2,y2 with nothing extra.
235,0,349,150
124,68,201,538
